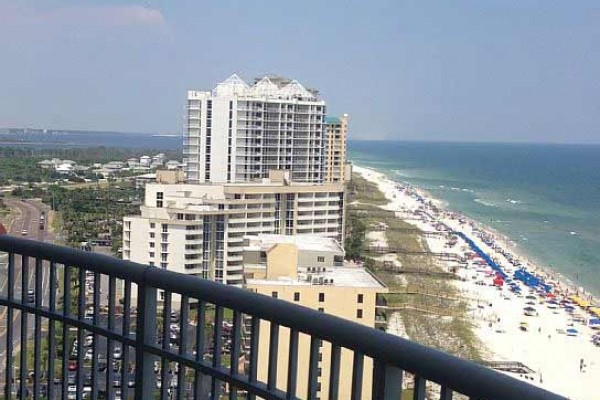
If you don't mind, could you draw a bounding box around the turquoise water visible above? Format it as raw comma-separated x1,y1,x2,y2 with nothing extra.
348,141,600,296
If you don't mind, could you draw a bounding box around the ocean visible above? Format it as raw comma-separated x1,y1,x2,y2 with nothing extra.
348,141,600,297
0,130,182,150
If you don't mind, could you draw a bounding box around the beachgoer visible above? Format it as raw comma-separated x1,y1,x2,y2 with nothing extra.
580,358,584,372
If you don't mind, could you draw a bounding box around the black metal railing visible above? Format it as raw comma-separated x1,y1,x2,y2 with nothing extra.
0,236,565,399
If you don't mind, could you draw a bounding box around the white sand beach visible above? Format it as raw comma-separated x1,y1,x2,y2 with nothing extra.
354,165,600,400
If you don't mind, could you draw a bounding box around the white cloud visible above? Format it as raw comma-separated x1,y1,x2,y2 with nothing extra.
0,3,165,28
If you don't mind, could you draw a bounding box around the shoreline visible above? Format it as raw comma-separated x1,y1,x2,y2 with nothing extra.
352,164,600,400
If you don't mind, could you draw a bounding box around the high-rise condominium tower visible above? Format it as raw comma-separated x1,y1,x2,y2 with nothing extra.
324,114,348,183
184,74,326,184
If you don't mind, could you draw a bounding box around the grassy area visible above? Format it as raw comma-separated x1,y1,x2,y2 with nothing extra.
345,172,483,361
346,174,389,205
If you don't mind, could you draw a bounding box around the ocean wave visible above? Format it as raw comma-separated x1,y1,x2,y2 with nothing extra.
506,198,522,205
474,198,496,207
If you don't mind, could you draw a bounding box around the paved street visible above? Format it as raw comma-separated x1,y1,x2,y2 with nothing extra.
0,199,53,368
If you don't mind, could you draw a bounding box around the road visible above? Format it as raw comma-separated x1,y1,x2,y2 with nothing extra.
0,199,53,389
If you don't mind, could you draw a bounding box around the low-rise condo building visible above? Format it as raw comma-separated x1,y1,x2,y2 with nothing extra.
122,171,345,286
244,234,388,400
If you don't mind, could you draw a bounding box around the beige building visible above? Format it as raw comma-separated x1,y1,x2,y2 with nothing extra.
123,171,345,286
324,114,348,183
244,234,388,400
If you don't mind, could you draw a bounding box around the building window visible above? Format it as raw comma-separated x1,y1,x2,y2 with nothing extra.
160,262,168,269
149,261,154,267
357,294,363,304
162,224,168,233
272,291,278,298
149,252,155,258
357,309,363,319
149,242,155,248
318,307,324,313
317,256,325,263
294,292,300,302
149,232,155,238
318,293,325,302
150,223,155,229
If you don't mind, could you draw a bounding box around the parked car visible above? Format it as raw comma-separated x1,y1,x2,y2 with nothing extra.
113,346,122,360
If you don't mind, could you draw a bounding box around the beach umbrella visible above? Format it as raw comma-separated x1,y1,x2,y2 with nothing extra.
523,306,536,312
566,328,578,336
589,318,600,328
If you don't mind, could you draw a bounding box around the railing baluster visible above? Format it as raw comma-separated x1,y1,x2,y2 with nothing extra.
440,385,453,400
106,275,116,400
5,253,14,400
194,300,206,399
161,291,172,400
267,322,279,392
328,344,341,400
122,279,132,399
212,305,224,399
77,267,85,400
62,264,71,400
413,375,426,400
286,329,299,399
351,351,364,400
33,258,43,399
307,336,320,399
177,296,189,399
47,261,57,400
20,255,28,400
372,360,403,400
229,309,242,400
247,316,260,400
134,280,157,400
91,271,101,400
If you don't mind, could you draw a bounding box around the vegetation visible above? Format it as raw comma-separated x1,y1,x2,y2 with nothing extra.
0,146,180,186
344,172,482,361
15,182,142,254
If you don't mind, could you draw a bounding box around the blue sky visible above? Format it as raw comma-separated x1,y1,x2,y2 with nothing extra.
1,1,599,143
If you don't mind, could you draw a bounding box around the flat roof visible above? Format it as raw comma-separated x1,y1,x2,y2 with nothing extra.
247,267,386,289
244,234,344,254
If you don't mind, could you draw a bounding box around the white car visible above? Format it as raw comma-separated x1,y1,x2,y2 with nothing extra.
113,347,122,359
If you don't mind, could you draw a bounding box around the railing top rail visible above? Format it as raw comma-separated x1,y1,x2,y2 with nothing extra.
0,235,566,400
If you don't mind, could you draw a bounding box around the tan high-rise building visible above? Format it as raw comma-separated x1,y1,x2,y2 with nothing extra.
244,234,388,400
324,114,348,183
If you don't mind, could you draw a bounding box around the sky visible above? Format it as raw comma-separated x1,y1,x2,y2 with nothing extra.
0,1,599,144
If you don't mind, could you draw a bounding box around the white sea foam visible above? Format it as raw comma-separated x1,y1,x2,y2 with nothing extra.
474,198,496,207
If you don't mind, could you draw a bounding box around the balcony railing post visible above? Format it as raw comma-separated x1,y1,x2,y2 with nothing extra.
372,360,403,400
135,278,157,400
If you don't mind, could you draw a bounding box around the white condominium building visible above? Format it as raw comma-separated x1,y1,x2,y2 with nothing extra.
122,171,345,286
184,74,326,184
324,114,348,183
